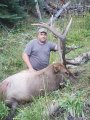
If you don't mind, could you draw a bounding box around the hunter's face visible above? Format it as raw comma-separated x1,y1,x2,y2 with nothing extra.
38,32,47,43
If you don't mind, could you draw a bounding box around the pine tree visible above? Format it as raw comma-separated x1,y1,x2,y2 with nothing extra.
0,0,45,27
0,0,26,26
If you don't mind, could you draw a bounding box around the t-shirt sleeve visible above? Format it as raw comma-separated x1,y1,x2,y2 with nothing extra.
24,41,33,55
49,42,57,51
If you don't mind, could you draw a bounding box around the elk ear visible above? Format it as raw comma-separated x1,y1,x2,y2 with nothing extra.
53,64,60,73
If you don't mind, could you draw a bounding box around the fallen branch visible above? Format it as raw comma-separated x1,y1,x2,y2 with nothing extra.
66,51,90,65
44,0,56,15
35,0,42,21
48,1,71,24
66,45,83,54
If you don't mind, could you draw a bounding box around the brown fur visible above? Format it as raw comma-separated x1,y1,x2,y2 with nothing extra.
0,62,73,104
0,62,75,120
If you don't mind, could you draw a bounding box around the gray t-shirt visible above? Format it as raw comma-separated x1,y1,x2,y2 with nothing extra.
24,39,56,70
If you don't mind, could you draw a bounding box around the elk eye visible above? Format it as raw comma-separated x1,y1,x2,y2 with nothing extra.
65,72,69,76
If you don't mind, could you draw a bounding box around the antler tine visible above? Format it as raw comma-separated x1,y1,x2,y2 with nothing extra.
31,23,61,38
62,18,72,39
32,18,72,41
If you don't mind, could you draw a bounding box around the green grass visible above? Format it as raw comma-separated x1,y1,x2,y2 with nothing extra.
0,102,9,120
0,13,90,120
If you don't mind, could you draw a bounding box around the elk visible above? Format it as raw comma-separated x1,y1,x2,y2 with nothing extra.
0,63,74,120
0,18,74,120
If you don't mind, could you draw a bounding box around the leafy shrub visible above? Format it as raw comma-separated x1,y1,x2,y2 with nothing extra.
84,13,90,30
0,102,9,120
58,82,86,119
14,98,45,120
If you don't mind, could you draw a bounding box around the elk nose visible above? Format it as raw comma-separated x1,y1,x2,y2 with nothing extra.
59,80,66,89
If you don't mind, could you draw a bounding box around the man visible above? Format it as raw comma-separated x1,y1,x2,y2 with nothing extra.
22,28,57,72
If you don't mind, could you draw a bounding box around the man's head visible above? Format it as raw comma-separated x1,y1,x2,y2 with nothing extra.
38,28,47,43
38,28,47,33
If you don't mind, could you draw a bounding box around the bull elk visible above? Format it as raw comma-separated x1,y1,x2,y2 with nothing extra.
0,18,74,120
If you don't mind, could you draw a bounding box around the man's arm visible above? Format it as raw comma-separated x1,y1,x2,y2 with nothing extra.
22,53,35,72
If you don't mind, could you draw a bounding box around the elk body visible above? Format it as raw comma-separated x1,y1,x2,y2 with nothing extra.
0,63,73,105
0,63,74,120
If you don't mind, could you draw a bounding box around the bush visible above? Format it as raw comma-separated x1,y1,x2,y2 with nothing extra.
0,102,9,120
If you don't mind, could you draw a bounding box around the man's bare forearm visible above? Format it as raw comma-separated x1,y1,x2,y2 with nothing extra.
22,53,33,69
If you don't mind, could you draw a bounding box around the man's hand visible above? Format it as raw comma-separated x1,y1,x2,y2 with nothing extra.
29,68,36,73
22,53,37,73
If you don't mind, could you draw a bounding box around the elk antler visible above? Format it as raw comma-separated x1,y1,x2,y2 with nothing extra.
32,23,62,39
62,18,72,40
31,17,72,40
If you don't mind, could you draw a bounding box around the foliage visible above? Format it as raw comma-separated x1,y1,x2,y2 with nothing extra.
58,83,86,118
0,0,26,26
0,0,45,27
14,97,48,120
0,102,9,120
84,13,90,30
